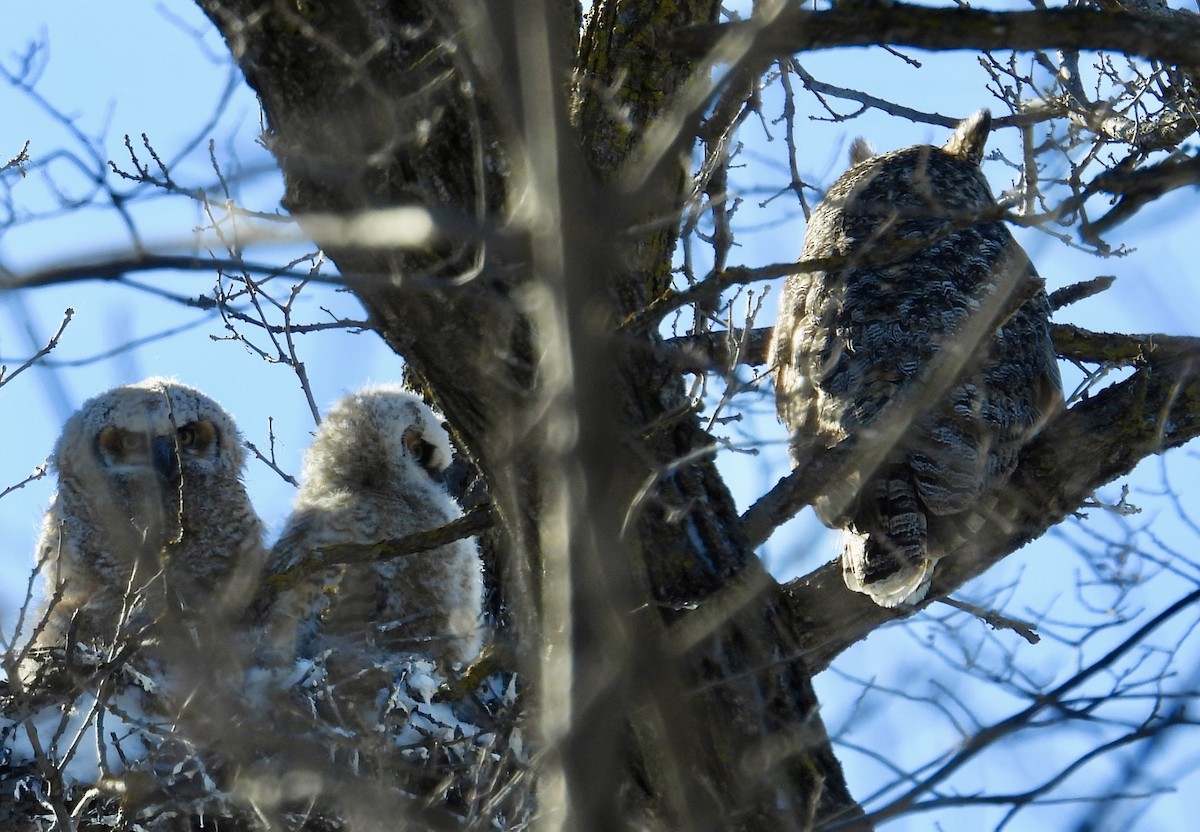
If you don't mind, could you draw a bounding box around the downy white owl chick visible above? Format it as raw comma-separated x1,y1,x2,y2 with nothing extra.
268,385,484,671
29,378,267,650
770,112,1061,608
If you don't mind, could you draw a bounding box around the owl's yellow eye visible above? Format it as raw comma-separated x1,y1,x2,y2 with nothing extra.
177,420,217,452
403,426,439,472
97,426,122,455
97,426,148,458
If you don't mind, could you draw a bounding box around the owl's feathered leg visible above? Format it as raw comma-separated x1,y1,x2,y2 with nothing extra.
841,469,935,607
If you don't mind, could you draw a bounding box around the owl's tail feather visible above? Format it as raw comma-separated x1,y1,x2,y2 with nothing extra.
841,472,936,608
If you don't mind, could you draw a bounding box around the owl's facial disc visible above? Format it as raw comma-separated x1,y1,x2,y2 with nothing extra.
96,419,220,479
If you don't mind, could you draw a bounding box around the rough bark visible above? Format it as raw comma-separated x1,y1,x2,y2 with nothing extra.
198,0,861,829
188,1,1200,829
673,4,1200,69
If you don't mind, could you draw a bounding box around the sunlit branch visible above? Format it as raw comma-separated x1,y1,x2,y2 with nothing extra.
663,326,772,374
629,261,800,329
1052,325,1200,368
2,140,30,174
0,463,48,501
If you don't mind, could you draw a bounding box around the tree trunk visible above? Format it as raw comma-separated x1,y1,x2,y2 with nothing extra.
198,0,865,829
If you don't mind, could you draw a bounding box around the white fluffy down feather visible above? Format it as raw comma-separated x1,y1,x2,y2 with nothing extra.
267,384,485,673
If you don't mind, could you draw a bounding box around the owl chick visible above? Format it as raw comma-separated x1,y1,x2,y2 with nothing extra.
30,377,267,651
770,111,1062,608
267,385,484,673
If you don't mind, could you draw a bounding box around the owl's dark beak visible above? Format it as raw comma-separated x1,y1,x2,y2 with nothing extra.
152,435,182,482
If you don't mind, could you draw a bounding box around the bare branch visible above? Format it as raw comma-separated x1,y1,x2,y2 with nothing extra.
662,326,773,373
672,6,1200,71
628,261,801,329
938,596,1041,645
0,462,49,501
0,252,319,292
1084,153,1200,240
859,587,1200,826
1052,324,1200,368
1048,275,1116,311
264,504,495,593
2,139,30,174
0,307,73,389
244,417,299,487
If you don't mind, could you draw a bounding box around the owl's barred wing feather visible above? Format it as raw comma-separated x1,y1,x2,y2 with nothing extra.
771,111,1062,608
841,470,934,609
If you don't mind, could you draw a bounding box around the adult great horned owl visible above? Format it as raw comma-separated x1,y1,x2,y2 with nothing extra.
267,385,484,672
30,377,267,650
770,111,1061,608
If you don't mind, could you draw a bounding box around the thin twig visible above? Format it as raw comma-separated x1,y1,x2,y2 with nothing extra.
245,428,300,487
939,596,1041,645
0,463,49,501
0,308,73,389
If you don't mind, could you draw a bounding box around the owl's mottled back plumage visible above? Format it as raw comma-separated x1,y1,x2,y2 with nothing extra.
268,385,484,674
770,112,1061,607
31,377,267,649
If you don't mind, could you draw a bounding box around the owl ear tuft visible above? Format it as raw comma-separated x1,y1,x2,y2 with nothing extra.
848,136,876,167
942,109,991,165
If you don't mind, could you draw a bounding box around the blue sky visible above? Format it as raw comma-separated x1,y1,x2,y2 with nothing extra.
2,4,1199,830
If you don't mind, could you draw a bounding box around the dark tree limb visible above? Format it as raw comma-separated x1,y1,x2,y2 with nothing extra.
672,5,1200,70
198,0,863,828
188,1,1200,828
1048,275,1116,311
1084,154,1200,239
1051,324,1200,367
662,320,1200,374
264,505,496,593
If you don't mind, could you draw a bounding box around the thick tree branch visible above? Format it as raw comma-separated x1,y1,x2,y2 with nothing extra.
1052,324,1200,367
0,253,317,292
199,0,863,828
663,327,773,374
1048,275,1116,311
663,321,1198,374
1084,154,1200,240
673,5,1200,68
